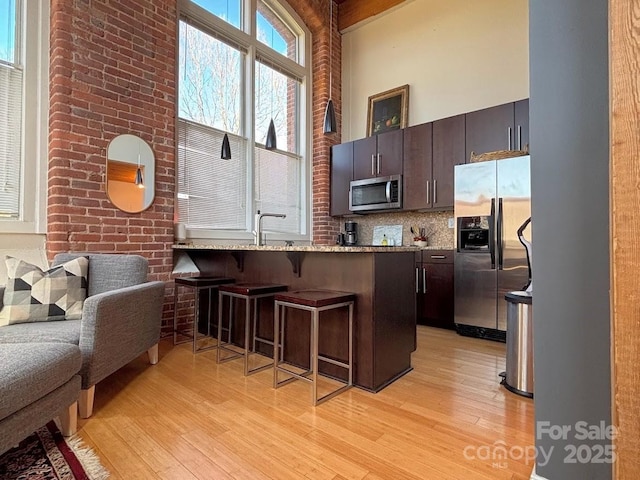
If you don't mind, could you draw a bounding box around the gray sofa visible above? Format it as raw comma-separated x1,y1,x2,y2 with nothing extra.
0,342,81,455
0,253,166,421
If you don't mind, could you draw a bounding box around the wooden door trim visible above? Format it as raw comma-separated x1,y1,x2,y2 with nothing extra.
610,0,640,477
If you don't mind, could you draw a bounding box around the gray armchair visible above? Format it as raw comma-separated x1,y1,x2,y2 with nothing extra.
0,253,166,418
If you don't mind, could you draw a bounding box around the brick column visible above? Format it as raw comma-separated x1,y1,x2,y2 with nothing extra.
291,0,342,245
48,0,177,328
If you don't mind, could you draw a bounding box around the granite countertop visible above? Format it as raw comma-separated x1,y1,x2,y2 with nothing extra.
173,243,421,253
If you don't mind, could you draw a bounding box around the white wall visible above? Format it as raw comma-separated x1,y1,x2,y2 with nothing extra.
0,234,47,284
342,0,529,141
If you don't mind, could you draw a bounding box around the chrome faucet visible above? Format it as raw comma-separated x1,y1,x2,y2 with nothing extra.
253,210,286,246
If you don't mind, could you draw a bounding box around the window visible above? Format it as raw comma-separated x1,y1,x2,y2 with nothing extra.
177,0,310,241
254,61,301,232
179,22,243,134
191,0,242,29
0,0,22,219
0,0,48,233
256,0,298,61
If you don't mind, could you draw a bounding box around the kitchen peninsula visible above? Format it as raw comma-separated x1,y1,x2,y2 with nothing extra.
174,244,417,392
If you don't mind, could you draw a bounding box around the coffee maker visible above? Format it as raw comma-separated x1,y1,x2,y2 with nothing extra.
344,221,358,246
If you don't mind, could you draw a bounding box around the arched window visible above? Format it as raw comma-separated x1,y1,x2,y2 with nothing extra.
177,0,311,241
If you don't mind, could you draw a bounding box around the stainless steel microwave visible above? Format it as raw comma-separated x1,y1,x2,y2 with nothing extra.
349,175,402,212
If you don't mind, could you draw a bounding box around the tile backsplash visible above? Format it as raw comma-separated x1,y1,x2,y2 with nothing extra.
340,210,455,249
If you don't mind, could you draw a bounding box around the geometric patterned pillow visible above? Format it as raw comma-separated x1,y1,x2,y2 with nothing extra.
0,256,89,326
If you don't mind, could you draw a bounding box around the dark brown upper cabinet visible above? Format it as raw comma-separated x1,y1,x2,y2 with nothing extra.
403,114,462,211
353,129,403,180
465,103,515,162
465,100,530,162
514,99,530,151
432,114,464,209
330,141,354,217
403,122,433,210
329,99,529,216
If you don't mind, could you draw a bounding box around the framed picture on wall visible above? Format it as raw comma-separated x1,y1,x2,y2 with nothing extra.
366,84,409,137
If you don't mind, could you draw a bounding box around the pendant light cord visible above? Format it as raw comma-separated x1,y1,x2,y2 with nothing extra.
329,0,333,99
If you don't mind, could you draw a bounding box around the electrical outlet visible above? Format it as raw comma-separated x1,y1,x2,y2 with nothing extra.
448,217,455,229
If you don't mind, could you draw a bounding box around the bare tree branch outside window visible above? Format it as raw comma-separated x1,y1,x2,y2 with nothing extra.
179,22,242,134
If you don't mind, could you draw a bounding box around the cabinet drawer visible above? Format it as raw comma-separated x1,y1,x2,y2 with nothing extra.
422,250,453,264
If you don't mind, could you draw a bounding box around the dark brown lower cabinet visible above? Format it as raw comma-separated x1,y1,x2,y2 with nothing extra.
416,250,454,330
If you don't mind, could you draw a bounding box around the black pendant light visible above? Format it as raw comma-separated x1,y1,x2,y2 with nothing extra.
265,119,277,150
221,133,231,159
135,143,144,188
135,166,144,188
324,99,336,134
323,0,337,134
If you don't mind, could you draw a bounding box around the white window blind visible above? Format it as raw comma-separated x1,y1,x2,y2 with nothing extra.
177,119,247,230
254,146,300,234
0,64,22,218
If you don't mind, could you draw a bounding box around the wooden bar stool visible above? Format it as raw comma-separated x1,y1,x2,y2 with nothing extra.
173,276,235,353
217,283,288,375
273,290,355,406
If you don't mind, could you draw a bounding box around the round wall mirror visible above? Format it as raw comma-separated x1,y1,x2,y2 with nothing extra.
106,134,155,213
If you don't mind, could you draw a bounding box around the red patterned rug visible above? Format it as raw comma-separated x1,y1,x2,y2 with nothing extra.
0,422,109,479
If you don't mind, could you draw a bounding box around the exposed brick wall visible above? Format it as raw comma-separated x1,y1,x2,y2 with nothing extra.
291,0,342,245
47,0,341,334
48,0,177,328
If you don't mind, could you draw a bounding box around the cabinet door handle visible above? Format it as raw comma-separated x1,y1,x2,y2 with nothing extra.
426,180,430,204
430,255,446,259
422,267,427,294
415,267,420,294
376,153,381,175
371,155,375,176
508,127,513,150
433,180,437,204
518,125,522,150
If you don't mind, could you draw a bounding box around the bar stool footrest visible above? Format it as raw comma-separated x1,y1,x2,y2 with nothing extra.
217,342,245,363
317,354,350,369
316,384,353,406
254,335,275,347
246,362,274,375
274,365,313,387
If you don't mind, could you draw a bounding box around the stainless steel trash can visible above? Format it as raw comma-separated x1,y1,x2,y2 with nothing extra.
501,291,533,398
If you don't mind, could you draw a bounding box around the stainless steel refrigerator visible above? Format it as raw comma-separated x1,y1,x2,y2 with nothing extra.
454,155,531,341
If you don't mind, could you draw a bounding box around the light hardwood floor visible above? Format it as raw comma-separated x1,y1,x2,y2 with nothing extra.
76,326,535,479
